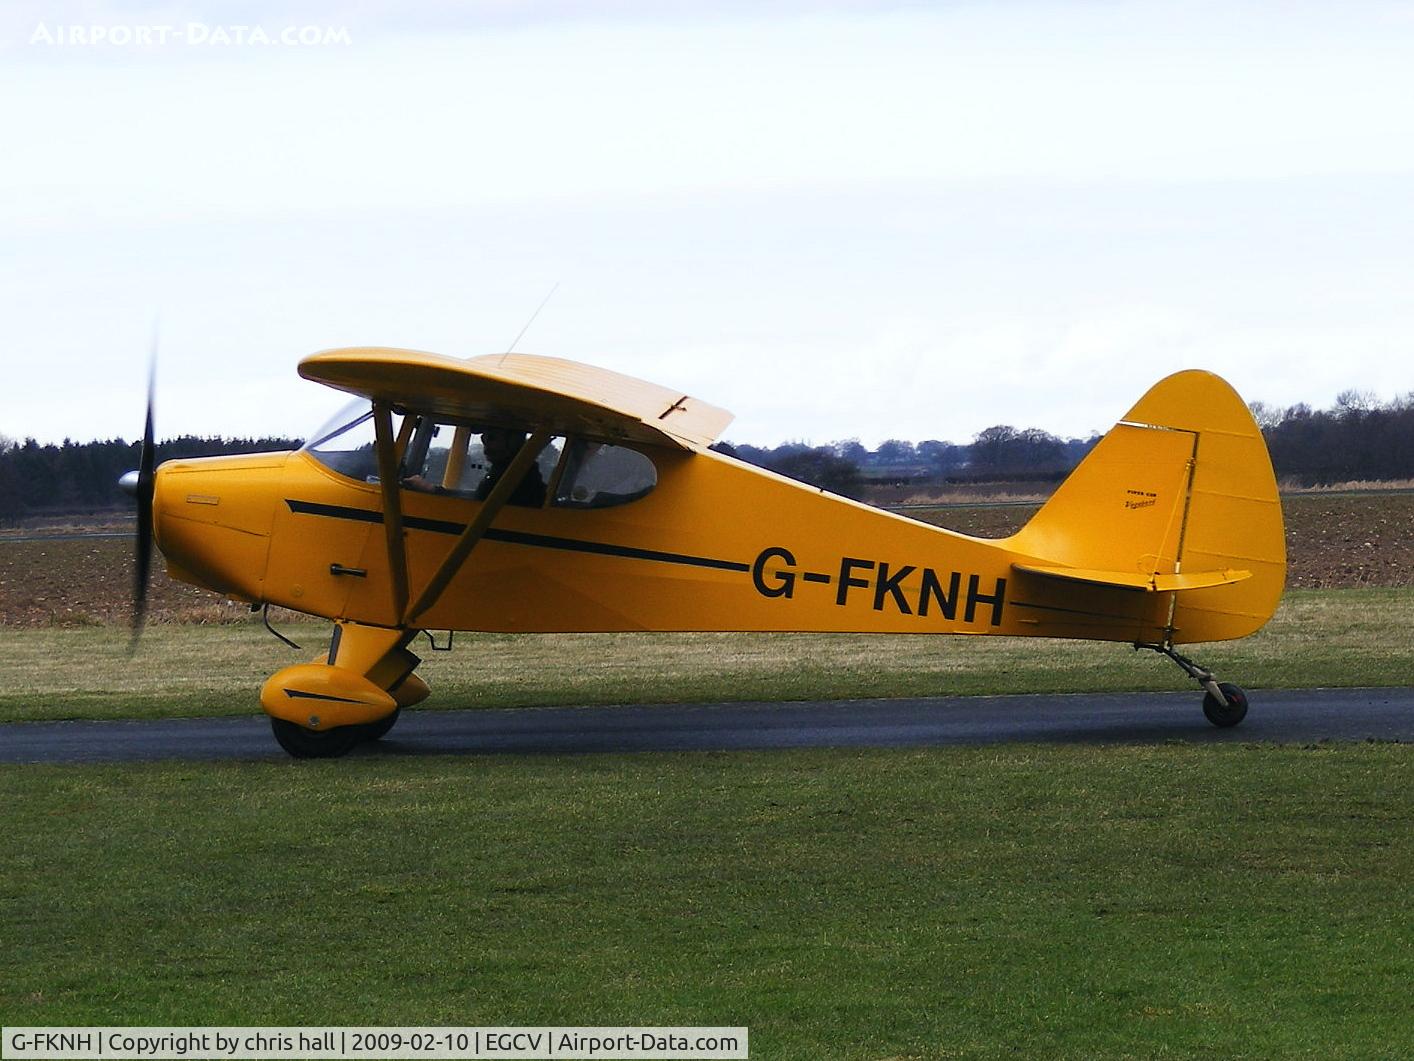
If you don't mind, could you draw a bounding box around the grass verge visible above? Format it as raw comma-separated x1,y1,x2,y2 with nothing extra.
2,744,1409,1057
1,588,1411,723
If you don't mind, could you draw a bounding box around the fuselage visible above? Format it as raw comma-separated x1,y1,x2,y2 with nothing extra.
153,441,1185,644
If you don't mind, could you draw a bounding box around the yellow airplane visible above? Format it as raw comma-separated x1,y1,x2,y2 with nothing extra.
125,348,1285,757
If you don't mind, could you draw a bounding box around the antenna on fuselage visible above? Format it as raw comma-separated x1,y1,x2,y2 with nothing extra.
499,281,560,366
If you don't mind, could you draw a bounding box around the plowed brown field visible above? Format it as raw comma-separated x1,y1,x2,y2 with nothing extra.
914,492,1413,590
0,493,1408,626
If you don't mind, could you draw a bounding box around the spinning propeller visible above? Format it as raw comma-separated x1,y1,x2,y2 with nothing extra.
119,347,157,649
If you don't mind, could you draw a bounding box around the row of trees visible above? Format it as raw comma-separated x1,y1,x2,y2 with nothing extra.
719,428,1101,498
1251,390,1414,486
718,391,1414,497
0,436,302,519
732,430,1098,483
2,391,1411,518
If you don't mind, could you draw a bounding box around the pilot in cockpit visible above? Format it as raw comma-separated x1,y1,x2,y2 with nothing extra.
475,427,547,507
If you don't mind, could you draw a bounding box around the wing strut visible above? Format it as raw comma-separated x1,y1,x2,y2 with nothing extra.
403,431,551,626
372,404,411,620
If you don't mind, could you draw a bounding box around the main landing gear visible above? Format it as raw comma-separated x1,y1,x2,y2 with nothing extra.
1137,642,1249,728
262,622,429,759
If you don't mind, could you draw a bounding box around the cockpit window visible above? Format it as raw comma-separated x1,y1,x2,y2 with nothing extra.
305,403,559,507
553,441,657,508
401,421,560,507
305,404,653,510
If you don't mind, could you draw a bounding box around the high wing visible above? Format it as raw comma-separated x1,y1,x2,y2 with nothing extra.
299,347,734,451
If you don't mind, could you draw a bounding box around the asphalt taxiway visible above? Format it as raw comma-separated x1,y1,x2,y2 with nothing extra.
2,687,1410,763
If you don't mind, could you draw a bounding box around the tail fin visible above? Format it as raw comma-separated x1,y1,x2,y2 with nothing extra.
1007,370,1285,644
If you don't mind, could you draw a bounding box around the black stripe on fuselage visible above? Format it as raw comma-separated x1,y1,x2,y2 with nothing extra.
285,499,751,573
283,688,367,704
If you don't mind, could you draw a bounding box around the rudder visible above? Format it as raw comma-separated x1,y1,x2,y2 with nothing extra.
1006,370,1285,643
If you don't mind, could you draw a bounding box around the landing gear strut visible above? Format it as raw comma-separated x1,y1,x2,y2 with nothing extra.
1137,642,1249,728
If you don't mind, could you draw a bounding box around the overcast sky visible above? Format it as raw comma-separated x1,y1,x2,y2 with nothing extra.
2,1,1412,448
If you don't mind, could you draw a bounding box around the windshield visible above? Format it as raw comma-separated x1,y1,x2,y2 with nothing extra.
303,400,383,482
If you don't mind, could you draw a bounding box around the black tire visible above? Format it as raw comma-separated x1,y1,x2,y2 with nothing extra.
270,717,362,759
1202,682,1249,728
361,707,402,742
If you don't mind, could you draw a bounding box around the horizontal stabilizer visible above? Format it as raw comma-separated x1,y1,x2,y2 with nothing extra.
1013,563,1252,593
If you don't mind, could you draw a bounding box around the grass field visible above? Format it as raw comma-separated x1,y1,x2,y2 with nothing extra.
2,744,1409,1058
4,494,1410,1058
2,588,1411,723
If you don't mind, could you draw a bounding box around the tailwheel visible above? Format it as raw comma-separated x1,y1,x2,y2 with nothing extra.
361,707,402,742
1137,642,1250,729
271,718,363,759
1202,682,1249,728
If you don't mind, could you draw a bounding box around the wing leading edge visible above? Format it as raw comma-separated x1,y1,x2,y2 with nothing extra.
299,347,734,451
